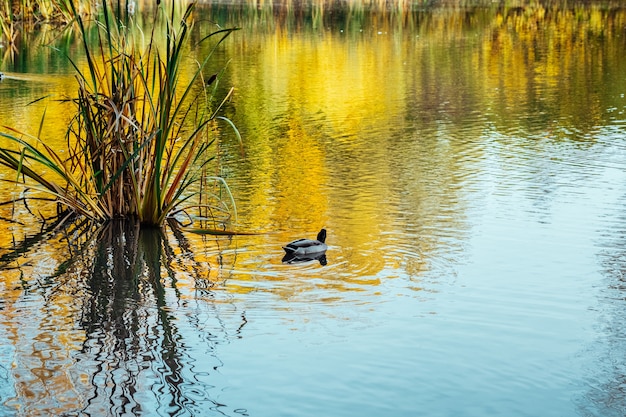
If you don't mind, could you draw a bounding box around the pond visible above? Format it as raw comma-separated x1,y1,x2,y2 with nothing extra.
1,1,626,416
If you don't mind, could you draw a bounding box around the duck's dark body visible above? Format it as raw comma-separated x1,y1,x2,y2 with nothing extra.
283,229,327,256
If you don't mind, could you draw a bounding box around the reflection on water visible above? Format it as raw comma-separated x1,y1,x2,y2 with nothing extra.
2,1,626,416
282,251,327,265
0,220,248,415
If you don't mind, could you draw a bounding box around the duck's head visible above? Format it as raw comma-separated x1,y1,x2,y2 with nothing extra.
317,229,327,243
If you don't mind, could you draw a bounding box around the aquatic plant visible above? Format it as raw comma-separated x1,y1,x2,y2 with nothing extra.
0,0,92,24
0,1,241,229
0,0,18,52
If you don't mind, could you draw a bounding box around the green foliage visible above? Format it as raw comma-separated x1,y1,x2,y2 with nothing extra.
0,0,241,228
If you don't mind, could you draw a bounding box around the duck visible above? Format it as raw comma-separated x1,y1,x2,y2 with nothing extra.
282,229,327,257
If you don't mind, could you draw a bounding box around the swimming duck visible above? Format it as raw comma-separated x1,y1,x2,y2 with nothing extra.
283,229,327,257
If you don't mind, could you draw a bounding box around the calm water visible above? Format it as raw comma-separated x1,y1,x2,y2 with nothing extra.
1,1,626,416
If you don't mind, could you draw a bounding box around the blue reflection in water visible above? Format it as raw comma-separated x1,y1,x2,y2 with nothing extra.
580,196,626,417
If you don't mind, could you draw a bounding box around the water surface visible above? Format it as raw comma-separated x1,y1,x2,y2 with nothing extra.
1,1,626,416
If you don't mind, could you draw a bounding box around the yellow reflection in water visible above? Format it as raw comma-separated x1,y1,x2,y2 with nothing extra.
0,2,623,293
200,1,626,287
1,3,626,413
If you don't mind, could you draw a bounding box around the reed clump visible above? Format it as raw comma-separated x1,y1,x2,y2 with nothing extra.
0,0,241,229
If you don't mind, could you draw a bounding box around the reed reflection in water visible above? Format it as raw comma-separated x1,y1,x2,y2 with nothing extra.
0,220,248,416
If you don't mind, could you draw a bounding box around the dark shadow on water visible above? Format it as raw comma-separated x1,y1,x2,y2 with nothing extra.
0,218,248,416
282,251,328,266
73,220,248,416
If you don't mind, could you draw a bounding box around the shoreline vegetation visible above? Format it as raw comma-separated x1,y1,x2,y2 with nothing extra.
4,0,622,54
2,0,624,62
2,0,625,31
